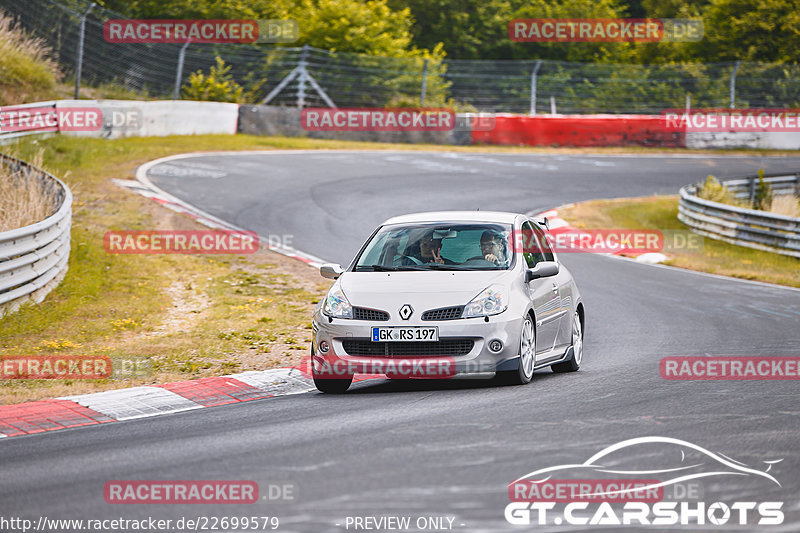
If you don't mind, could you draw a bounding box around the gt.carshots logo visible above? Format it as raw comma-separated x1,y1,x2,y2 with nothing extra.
505,437,784,527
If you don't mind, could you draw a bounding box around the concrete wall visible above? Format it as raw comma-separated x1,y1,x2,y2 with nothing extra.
57,100,240,139
238,105,472,145
471,114,685,148
686,131,800,150
3,99,799,149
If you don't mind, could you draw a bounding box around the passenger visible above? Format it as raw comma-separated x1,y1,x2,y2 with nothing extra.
419,232,455,264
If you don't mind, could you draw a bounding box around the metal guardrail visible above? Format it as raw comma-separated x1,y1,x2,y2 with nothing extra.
0,101,58,144
678,174,800,258
0,154,72,316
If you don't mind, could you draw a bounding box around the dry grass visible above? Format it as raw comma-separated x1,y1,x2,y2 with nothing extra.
770,194,800,218
0,10,60,105
0,156,58,231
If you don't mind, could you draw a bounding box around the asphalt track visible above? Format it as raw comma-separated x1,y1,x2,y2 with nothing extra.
2,151,800,532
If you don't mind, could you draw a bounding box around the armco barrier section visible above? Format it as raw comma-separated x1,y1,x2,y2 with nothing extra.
6,101,800,148
470,114,685,147
678,174,800,258
0,155,72,316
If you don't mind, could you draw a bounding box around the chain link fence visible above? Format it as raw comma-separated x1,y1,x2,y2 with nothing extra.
3,0,800,114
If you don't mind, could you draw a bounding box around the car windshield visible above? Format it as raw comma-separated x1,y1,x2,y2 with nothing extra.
354,222,514,271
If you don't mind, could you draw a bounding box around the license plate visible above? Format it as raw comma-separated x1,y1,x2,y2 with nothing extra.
371,326,439,342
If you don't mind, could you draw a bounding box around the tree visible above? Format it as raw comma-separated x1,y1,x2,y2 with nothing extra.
386,0,516,59
690,0,800,63
508,0,639,63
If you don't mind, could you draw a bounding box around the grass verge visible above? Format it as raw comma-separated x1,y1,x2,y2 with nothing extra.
560,195,800,288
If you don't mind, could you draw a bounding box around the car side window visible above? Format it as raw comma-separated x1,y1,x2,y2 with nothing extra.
522,221,554,267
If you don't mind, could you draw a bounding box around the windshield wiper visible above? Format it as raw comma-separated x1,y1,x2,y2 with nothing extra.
403,264,474,271
356,264,402,271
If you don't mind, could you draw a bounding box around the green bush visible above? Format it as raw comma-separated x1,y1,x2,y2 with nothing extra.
696,175,740,206
752,169,774,211
181,57,244,103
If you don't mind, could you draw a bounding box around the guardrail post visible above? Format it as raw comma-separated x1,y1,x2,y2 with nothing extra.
420,58,428,106
173,41,191,100
730,61,741,109
530,60,542,115
297,44,309,109
748,176,756,205
73,2,96,99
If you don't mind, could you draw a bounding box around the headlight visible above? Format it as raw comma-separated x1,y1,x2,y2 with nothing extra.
323,282,353,319
462,285,508,317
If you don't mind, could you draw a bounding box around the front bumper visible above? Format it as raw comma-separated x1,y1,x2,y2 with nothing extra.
312,310,524,378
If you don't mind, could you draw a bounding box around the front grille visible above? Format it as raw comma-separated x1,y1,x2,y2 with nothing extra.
353,307,390,321
421,306,464,321
341,339,474,357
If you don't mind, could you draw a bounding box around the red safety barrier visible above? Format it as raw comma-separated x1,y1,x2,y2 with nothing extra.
471,114,685,147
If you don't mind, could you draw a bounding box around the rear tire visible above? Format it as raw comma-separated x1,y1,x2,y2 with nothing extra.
552,309,583,373
496,316,535,385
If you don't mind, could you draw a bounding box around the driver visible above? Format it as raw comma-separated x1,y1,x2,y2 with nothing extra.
480,230,507,265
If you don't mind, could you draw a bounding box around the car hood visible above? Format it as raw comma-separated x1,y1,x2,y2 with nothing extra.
339,270,509,318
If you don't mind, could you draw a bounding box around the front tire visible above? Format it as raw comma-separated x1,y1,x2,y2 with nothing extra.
552,309,583,373
496,316,535,385
311,347,353,393
313,376,353,394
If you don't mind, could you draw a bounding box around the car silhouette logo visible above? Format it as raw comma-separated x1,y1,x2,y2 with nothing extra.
399,304,413,320
512,436,782,499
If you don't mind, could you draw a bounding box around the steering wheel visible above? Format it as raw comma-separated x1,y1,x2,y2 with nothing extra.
464,256,496,265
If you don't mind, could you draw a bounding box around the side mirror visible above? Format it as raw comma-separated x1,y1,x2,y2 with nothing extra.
320,263,344,280
534,217,550,230
525,261,559,282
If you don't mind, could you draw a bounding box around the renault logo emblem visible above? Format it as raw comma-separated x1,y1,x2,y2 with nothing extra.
399,304,413,320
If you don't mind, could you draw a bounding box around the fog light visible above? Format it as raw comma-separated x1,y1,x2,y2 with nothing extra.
488,339,503,352
318,340,330,353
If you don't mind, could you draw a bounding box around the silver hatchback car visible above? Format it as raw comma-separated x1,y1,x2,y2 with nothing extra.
311,211,584,393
